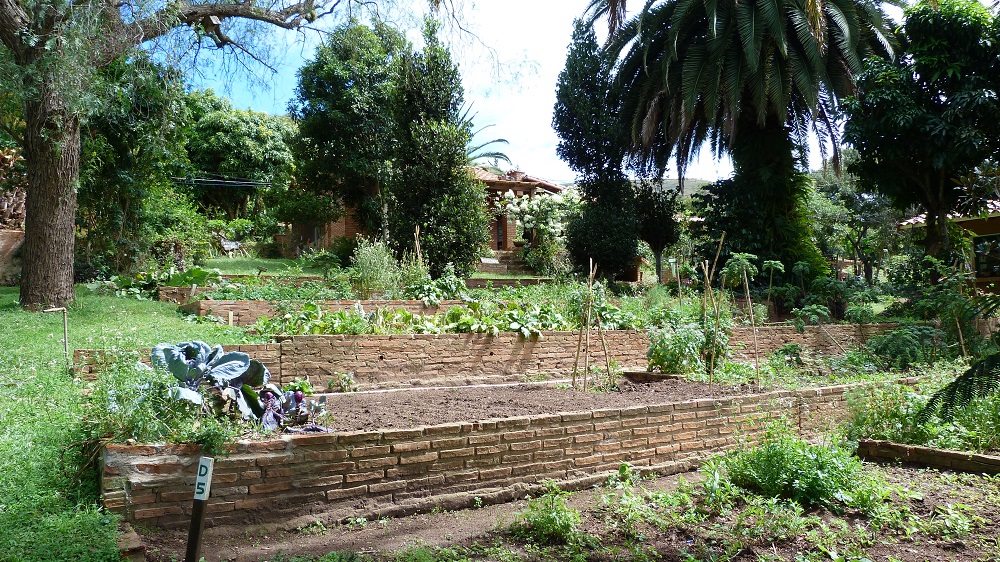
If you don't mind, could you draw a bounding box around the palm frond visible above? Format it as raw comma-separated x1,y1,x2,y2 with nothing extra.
918,353,1000,423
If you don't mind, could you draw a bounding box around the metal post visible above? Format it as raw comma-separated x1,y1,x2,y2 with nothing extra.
185,456,214,562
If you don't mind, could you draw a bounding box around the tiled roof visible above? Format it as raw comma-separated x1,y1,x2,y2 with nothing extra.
470,166,565,194
900,200,1000,228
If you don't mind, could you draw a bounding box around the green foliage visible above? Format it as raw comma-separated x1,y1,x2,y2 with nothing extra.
388,20,489,278
291,20,406,232
634,182,681,282
553,19,626,177
510,481,592,548
183,90,296,220
76,53,192,276
810,150,902,284
646,297,731,374
920,353,1000,423
403,263,466,306
866,324,943,370
350,239,403,298
790,304,831,333
554,20,639,280
845,363,1000,453
565,190,639,280
843,0,1000,258
204,277,354,302
693,169,828,283
599,0,895,178
722,427,888,515
647,324,707,374
720,253,758,287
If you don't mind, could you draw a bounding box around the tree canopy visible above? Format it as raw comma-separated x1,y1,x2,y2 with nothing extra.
290,20,407,233
0,0,449,307
586,0,895,273
387,19,488,278
554,18,639,279
843,0,1000,259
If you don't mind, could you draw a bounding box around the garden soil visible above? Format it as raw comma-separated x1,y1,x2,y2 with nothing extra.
135,380,1000,561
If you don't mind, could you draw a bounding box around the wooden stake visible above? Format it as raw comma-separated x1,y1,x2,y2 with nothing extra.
744,270,761,387
582,260,596,391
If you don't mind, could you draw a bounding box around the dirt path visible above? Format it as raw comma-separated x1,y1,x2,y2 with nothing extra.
142,472,697,561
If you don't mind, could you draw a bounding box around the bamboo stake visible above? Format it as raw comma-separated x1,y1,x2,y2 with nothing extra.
955,313,968,358
598,308,613,388
582,260,596,391
743,269,761,387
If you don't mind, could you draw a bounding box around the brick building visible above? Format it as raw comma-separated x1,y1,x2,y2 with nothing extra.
278,167,565,256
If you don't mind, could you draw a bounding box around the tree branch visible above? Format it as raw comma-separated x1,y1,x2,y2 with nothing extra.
0,0,32,62
96,0,347,66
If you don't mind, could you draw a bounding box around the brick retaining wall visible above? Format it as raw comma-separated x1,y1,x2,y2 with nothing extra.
74,324,894,390
101,382,871,529
177,299,466,327
856,439,1000,474
73,345,281,381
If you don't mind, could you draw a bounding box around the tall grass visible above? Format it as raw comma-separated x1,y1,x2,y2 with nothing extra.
0,286,255,561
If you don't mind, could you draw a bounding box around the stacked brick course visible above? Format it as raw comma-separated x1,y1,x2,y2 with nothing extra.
101,381,870,529
73,344,281,381
74,324,894,389
177,299,465,327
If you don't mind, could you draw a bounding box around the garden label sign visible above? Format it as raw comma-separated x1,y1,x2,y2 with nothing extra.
194,457,214,500
185,456,214,562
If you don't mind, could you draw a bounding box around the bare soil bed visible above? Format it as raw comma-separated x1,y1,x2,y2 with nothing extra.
133,379,1000,561
315,378,756,432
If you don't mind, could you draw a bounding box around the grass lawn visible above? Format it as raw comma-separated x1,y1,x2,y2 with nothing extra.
202,257,323,277
0,286,255,562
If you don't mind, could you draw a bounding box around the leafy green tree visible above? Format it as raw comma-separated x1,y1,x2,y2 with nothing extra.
634,182,680,283
183,91,296,220
0,0,382,307
290,20,407,234
810,150,902,284
843,0,1000,260
589,0,895,273
554,19,638,279
387,19,488,278
76,54,191,275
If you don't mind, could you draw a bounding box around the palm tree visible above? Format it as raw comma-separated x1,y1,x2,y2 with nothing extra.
587,0,896,268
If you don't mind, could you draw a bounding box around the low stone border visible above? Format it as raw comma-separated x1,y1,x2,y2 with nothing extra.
856,439,1000,474
101,382,868,530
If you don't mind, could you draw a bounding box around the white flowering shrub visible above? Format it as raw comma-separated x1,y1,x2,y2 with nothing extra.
501,189,581,275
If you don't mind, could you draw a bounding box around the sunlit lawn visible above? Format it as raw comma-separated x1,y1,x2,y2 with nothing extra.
202,256,323,277
0,286,256,562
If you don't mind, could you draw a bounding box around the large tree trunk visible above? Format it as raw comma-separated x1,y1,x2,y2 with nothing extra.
19,92,80,308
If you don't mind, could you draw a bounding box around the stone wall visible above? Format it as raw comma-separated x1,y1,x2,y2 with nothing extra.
0,229,23,286
73,344,281,381
101,382,870,530
177,299,465,327
74,324,894,390
276,331,649,389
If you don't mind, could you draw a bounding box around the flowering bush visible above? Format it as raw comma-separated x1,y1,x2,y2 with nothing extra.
502,189,581,275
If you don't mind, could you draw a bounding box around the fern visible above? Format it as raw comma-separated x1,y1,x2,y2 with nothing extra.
919,353,1000,423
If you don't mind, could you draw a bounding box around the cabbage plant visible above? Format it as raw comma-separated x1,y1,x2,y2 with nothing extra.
151,341,270,419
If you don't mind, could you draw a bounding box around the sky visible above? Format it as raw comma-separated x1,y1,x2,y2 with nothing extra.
194,1,871,185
